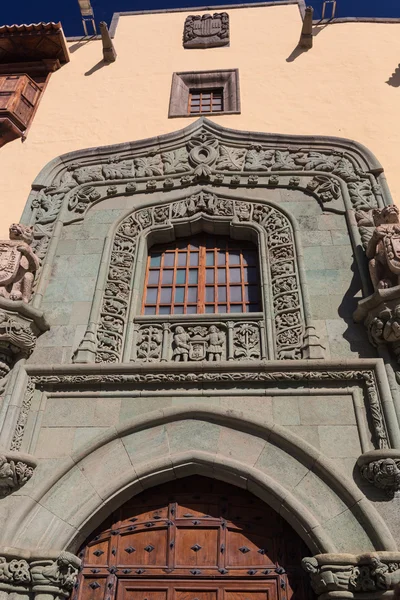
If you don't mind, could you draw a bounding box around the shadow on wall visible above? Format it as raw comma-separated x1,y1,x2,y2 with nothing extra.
286,22,329,62
338,257,376,359
387,64,400,87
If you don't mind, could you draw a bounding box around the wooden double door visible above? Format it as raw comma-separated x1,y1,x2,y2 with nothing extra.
76,477,312,600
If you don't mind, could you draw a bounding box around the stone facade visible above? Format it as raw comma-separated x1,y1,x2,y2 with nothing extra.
0,117,398,600
0,4,400,599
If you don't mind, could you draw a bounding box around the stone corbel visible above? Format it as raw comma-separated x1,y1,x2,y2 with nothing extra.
0,297,49,378
353,286,400,365
302,553,400,598
358,449,400,497
0,451,36,498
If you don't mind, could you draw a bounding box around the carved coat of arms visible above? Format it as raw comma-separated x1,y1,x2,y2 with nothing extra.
0,245,21,286
183,13,229,48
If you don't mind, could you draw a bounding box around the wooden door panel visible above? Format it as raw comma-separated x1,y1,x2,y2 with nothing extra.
120,585,168,600
175,527,219,567
224,588,277,600
118,529,168,566
175,589,218,600
176,502,220,519
86,539,111,566
226,530,274,567
77,477,313,600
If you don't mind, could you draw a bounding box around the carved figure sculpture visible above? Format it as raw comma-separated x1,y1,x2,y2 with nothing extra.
31,551,81,592
206,325,224,361
0,224,39,303
383,306,400,342
360,457,400,495
366,206,400,290
173,326,190,361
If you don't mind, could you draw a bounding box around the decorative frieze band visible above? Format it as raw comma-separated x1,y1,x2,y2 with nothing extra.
29,121,382,276
26,366,388,450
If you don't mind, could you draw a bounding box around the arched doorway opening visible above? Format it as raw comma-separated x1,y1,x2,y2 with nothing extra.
75,476,313,600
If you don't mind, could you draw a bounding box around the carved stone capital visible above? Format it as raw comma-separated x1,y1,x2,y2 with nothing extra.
31,552,81,597
0,451,36,498
358,449,400,497
302,552,400,597
353,285,400,364
0,298,49,377
0,550,81,598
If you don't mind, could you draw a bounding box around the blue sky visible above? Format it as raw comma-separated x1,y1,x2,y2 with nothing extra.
8,0,400,37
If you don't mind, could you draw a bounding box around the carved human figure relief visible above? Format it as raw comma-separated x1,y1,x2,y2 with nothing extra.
366,206,400,290
0,224,39,303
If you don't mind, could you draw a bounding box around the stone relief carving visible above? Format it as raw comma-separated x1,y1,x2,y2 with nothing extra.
28,122,382,281
0,551,81,597
31,551,81,595
27,367,388,450
90,192,303,364
354,207,400,366
133,322,261,363
0,452,36,498
366,206,400,290
361,457,400,494
357,450,400,496
0,224,39,303
302,555,400,596
10,379,35,451
183,13,229,49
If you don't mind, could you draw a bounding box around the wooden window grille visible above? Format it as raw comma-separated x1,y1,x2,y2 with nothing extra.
142,235,261,315
188,88,223,114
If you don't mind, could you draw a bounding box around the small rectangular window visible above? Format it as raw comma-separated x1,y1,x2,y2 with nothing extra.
188,88,224,115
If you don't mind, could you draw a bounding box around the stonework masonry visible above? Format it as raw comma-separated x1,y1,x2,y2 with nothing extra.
0,4,400,600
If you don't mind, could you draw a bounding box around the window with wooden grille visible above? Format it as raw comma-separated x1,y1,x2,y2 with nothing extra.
188,88,223,114
143,235,261,315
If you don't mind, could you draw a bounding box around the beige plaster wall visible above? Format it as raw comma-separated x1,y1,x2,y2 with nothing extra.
0,4,399,236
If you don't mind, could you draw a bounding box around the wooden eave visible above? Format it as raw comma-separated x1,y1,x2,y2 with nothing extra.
0,22,69,72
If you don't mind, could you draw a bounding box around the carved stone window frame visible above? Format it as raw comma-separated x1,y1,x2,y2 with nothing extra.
168,70,240,118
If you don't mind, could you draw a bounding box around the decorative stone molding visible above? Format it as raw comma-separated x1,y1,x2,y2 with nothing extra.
26,364,389,450
358,449,400,497
0,451,36,498
0,550,80,598
302,553,400,597
183,13,229,49
74,191,305,363
27,119,383,289
0,298,49,378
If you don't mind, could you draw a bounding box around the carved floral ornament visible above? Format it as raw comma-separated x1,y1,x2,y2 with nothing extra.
28,120,383,273
0,451,36,498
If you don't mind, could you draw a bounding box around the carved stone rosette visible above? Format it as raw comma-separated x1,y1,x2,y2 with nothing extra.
0,450,36,498
0,550,81,599
0,297,49,378
353,285,400,364
357,449,400,497
302,553,400,597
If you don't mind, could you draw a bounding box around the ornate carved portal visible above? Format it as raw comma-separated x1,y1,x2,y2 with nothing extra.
75,476,312,600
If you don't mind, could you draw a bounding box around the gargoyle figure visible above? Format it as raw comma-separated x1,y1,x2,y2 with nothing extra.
0,224,39,303
366,206,400,290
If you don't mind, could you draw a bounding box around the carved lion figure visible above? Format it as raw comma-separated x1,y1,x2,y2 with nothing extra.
366,206,400,290
0,224,39,303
